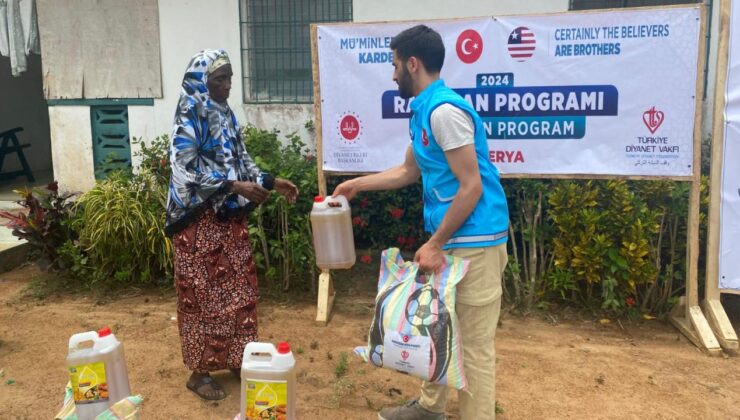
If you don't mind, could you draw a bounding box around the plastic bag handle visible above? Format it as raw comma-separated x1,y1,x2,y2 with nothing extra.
69,331,98,350
243,343,277,367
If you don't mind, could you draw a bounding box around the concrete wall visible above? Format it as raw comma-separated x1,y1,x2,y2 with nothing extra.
48,106,95,192
243,104,316,148
130,0,246,143
0,55,52,176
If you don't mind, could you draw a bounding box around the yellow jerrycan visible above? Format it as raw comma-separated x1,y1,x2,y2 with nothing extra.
66,327,131,420
241,342,296,420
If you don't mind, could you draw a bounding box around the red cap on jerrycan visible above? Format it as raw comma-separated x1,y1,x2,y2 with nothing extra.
97,327,112,337
277,342,291,354
314,195,324,202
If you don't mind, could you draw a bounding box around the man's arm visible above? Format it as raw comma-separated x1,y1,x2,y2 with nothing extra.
414,144,482,272
332,146,420,200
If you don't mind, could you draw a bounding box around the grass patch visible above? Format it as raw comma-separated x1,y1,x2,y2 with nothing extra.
327,377,354,409
19,271,71,301
334,351,349,378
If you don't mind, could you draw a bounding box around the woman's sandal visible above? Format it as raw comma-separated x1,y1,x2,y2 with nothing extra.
186,375,226,400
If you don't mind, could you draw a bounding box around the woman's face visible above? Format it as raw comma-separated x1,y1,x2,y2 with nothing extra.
207,64,233,103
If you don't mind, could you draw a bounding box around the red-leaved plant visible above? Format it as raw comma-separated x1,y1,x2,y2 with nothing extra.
0,182,78,270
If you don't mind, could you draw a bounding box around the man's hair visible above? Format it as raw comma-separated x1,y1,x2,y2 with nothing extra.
390,25,445,73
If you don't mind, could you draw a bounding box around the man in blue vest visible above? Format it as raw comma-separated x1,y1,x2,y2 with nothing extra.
332,24,509,419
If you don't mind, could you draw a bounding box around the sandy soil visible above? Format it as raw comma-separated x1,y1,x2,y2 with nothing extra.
0,264,738,420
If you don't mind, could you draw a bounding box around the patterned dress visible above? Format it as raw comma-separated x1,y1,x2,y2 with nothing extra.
166,50,271,371
173,209,258,370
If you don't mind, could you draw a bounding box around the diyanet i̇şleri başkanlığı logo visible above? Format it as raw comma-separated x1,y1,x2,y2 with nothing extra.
337,111,362,144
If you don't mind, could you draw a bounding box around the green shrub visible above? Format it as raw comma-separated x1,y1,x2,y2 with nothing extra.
132,135,171,187
242,125,319,294
501,178,553,308
70,170,171,286
548,180,660,313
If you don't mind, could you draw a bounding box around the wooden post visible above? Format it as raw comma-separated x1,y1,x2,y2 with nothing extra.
311,24,336,324
668,4,722,355
702,0,739,350
315,270,336,325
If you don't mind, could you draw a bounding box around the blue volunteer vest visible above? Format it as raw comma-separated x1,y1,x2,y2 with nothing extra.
409,79,509,249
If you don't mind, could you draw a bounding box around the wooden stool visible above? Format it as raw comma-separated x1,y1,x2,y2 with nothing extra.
0,127,35,182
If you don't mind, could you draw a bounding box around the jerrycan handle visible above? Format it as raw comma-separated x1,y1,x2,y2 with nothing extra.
243,342,276,367
326,194,349,208
69,331,98,350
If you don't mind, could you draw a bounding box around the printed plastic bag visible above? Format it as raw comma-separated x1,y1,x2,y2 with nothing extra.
355,247,470,389
55,380,144,420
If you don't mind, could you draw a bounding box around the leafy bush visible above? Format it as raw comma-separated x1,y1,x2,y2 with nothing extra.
242,125,319,294
548,180,660,312
501,179,553,308
132,135,171,187
0,182,77,270
70,170,171,286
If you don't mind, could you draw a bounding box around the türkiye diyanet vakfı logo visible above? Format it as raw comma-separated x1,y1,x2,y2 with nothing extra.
624,106,677,168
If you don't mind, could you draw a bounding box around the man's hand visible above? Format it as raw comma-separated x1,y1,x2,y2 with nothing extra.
414,240,446,273
232,181,270,204
274,178,299,204
332,179,360,201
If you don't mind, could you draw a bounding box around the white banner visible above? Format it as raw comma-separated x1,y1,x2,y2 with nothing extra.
316,7,701,176
719,0,740,290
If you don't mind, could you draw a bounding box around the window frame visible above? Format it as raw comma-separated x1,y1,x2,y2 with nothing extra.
239,0,353,105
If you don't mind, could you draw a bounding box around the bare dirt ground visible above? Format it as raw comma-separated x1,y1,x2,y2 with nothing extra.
1,264,739,420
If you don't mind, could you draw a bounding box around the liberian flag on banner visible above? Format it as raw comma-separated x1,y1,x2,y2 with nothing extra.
507,26,536,61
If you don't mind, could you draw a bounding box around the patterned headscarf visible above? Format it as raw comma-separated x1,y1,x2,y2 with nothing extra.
165,49,270,236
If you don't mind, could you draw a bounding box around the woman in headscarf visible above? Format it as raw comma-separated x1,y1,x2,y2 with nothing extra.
165,49,298,400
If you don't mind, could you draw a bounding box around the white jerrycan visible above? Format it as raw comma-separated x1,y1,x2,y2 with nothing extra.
241,342,296,420
310,194,356,269
66,327,132,420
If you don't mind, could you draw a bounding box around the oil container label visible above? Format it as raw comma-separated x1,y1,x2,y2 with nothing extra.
245,378,288,420
69,361,109,404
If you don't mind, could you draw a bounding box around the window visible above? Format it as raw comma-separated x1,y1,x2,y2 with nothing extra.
570,0,700,10
239,0,352,104
90,105,132,179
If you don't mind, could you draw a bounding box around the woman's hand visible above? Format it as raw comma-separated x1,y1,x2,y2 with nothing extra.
274,178,299,204
231,181,270,204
